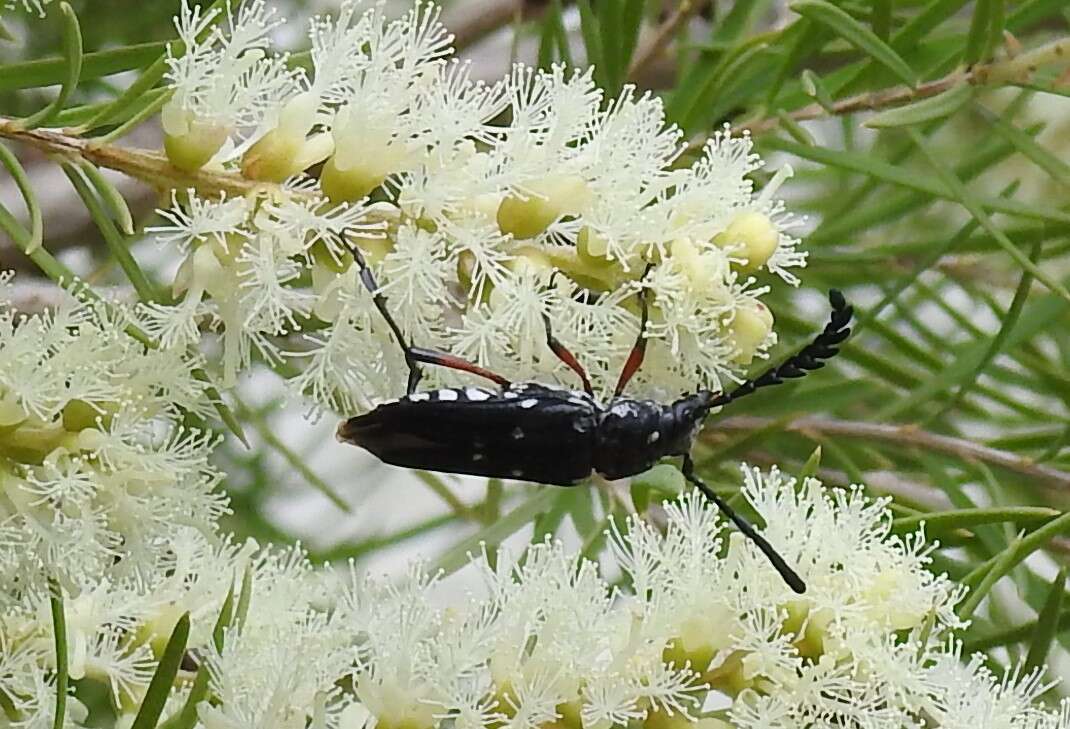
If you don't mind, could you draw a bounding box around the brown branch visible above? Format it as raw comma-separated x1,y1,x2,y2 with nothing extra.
0,119,279,199
729,36,1070,137
710,416,1070,492
442,0,524,51
628,0,711,82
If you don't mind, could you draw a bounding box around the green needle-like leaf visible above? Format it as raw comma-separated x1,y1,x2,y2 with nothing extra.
892,507,1059,534
906,127,1070,302
0,41,166,92
791,0,916,86
130,613,190,729
61,162,162,303
49,581,68,729
763,137,1070,227
0,142,43,254
1024,566,1068,675
212,582,236,653
18,3,83,130
959,511,1070,620
978,105,1070,188
865,84,974,128
234,564,254,634
433,489,557,575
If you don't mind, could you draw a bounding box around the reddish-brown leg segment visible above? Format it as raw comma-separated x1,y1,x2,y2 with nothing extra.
613,274,651,397
542,313,594,396
349,244,512,393
408,347,511,388
541,271,595,396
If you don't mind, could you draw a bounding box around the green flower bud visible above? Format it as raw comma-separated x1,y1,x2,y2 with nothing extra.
242,94,334,182
309,239,355,274
61,399,114,432
320,153,389,203
0,390,27,428
576,226,612,262
161,101,229,172
646,709,732,729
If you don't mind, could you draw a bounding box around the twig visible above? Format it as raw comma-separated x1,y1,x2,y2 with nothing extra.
628,0,710,82
729,36,1070,137
441,0,523,50
711,415,1070,491
0,120,275,199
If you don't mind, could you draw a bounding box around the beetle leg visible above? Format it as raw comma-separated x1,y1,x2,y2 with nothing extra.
681,454,806,594
613,264,654,397
348,243,512,392
711,289,854,410
407,347,511,388
543,271,594,396
347,244,426,392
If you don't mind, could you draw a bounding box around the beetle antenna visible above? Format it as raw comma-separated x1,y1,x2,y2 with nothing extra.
681,455,806,594
711,289,852,410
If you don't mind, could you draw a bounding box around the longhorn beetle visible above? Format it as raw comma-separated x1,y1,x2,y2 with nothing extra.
337,249,853,594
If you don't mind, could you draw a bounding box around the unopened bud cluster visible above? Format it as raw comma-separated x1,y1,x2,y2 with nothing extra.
152,0,807,407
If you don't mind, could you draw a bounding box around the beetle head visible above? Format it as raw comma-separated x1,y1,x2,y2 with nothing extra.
663,391,716,455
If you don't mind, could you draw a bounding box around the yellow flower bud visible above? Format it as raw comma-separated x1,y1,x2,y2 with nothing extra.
705,650,752,696
507,246,554,277
646,709,732,729
713,212,779,272
0,417,74,464
0,390,27,428
862,567,929,630
794,606,834,660
577,226,612,262
727,301,773,365
497,175,590,240
667,238,726,295
552,700,584,729
136,602,188,658
662,606,737,675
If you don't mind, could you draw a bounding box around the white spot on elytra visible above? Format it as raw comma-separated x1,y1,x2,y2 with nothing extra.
647,431,660,444
504,391,518,399
511,427,525,440
610,401,638,417
472,453,485,462
436,389,458,401
510,469,524,478
466,387,492,401
520,398,538,409
408,392,430,402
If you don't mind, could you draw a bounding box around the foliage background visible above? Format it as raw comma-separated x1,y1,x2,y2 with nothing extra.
2,0,1070,701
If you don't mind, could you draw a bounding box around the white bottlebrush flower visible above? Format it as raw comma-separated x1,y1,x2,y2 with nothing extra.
148,0,809,409
0,292,224,599
162,0,299,171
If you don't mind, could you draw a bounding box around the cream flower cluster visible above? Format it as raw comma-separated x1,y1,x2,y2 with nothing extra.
7,457,1065,729
0,284,225,602
152,0,806,409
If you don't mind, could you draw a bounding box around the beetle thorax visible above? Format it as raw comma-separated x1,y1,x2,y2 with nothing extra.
592,391,714,480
